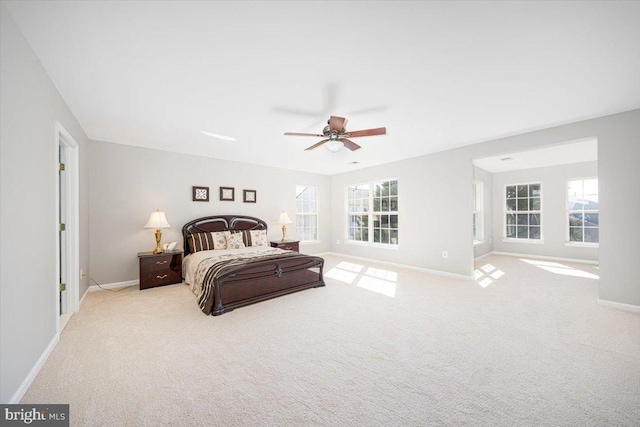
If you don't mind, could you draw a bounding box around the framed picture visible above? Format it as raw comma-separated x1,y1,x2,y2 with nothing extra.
219,186,235,201
192,186,209,202
243,189,257,203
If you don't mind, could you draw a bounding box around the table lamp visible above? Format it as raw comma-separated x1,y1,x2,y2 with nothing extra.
144,209,171,254
277,211,293,242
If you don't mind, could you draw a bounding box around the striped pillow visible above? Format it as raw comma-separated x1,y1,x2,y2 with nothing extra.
188,231,230,253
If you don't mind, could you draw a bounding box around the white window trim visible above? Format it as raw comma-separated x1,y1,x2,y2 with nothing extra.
295,184,319,243
503,182,544,242
345,178,399,248
566,177,599,247
473,180,484,245
502,238,545,245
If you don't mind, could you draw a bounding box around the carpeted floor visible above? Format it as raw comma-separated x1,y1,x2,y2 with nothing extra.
21,254,640,426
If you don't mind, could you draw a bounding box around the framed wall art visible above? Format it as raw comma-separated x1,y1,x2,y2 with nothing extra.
192,186,209,202
219,186,235,201
243,189,257,203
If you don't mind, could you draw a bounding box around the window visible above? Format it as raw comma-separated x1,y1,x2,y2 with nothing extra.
347,179,398,246
295,185,318,242
567,178,599,243
473,181,484,243
505,183,542,240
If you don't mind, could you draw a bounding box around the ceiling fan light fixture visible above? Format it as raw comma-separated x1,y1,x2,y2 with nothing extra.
201,131,236,142
324,140,344,152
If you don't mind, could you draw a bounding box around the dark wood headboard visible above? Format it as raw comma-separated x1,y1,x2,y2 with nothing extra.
182,215,268,256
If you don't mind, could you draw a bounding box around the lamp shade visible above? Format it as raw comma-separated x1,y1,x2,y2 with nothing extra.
277,211,293,225
144,210,171,229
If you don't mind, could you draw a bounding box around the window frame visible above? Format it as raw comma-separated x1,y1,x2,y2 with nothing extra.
472,180,484,245
566,177,599,247
502,181,544,244
345,178,399,249
295,184,319,243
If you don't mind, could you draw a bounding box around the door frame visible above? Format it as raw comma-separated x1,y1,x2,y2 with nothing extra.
55,122,80,332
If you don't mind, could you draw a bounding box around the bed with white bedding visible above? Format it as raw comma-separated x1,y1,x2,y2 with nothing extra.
182,215,325,316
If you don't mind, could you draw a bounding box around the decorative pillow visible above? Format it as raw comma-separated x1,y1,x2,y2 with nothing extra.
250,229,268,247
226,232,245,249
211,231,231,250
187,232,215,253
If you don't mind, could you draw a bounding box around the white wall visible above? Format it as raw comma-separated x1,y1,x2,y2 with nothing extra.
0,4,91,403
473,166,493,259
492,161,598,261
330,148,475,278
89,140,331,284
330,109,640,307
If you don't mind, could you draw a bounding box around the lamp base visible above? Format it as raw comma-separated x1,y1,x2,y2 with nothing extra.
153,229,164,254
281,225,287,242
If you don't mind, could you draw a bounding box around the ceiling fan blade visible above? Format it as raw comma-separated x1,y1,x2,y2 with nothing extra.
340,138,361,151
284,132,325,137
304,139,330,151
345,127,387,138
329,116,346,133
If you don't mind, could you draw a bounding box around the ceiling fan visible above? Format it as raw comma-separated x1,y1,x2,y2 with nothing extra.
284,116,386,152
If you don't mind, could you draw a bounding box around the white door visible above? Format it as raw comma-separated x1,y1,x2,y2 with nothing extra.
58,142,71,329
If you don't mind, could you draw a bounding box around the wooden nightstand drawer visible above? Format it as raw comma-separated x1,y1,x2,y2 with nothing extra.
138,251,183,290
270,240,299,252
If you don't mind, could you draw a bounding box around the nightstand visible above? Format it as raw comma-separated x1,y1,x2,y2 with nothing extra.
270,240,299,252
138,251,183,290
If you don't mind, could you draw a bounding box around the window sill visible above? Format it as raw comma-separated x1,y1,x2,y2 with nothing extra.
473,240,485,246
501,238,545,245
564,242,599,248
344,240,400,250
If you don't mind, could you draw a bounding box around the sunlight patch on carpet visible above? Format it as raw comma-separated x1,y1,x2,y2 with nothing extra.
326,262,397,297
474,263,506,288
519,258,599,279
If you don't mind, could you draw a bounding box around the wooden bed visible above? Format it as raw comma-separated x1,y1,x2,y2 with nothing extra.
182,215,325,316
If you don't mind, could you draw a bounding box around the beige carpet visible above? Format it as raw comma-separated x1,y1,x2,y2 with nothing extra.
21,254,640,426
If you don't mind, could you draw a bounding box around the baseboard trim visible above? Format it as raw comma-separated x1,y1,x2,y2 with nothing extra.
79,287,89,306
597,298,640,313
474,251,494,261
492,251,599,265
324,252,473,281
88,279,138,292
9,333,60,404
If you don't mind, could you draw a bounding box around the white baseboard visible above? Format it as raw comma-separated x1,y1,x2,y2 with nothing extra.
79,287,89,306
492,251,599,265
88,279,138,292
474,251,494,261
323,252,473,281
312,252,332,257
597,298,640,314
9,333,60,404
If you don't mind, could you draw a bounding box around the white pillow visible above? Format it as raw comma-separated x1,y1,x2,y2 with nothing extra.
212,231,231,250
250,229,268,247
226,232,245,249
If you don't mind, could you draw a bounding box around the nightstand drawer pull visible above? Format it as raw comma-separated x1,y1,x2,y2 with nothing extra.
156,274,168,279
156,261,168,265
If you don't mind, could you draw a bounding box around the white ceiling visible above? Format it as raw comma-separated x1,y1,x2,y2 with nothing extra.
5,1,640,175
473,138,597,173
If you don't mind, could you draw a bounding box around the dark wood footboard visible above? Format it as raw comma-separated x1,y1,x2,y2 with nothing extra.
211,254,324,316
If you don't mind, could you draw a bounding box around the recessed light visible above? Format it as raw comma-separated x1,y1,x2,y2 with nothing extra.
201,131,236,142
348,161,360,165
500,157,514,161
